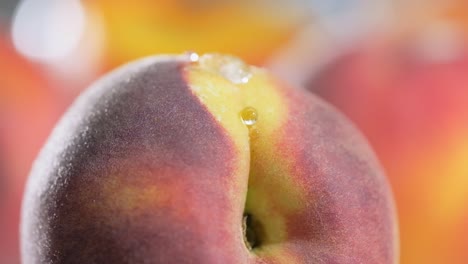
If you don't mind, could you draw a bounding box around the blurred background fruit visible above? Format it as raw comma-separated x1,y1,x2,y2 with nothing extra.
83,0,307,68
268,0,392,86
0,31,63,264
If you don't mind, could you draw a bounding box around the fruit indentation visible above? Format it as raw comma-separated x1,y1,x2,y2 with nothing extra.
243,213,264,250
185,54,300,262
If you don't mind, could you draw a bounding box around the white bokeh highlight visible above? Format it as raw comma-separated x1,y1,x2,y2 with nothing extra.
11,0,86,62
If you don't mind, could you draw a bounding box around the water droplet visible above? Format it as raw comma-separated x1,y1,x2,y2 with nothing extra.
240,107,258,126
186,51,199,62
198,54,252,84
220,59,252,84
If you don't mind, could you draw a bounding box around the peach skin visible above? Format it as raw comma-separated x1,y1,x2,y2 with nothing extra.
21,53,398,263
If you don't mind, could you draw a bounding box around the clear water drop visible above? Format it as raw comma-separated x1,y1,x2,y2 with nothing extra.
220,59,252,84
197,54,253,84
240,107,258,126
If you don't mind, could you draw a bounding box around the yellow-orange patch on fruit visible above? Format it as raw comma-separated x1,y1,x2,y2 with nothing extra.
83,169,194,222
185,55,250,209
92,176,168,213
185,54,308,262
102,179,163,211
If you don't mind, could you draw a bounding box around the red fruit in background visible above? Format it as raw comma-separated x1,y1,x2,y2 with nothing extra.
309,31,468,264
0,33,62,264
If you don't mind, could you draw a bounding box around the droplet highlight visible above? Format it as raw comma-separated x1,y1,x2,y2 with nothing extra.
186,51,199,62
198,54,252,84
219,58,252,84
240,107,258,126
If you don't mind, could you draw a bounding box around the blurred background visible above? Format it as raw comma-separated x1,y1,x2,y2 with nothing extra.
0,0,467,263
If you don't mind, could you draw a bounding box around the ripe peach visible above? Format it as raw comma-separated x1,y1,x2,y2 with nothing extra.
22,54,398,263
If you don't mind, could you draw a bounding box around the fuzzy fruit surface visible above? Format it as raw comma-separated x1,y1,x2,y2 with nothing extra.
21,54,398,264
